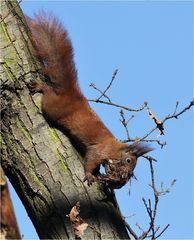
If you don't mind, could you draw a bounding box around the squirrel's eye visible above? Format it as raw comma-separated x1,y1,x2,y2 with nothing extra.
126,158,131,164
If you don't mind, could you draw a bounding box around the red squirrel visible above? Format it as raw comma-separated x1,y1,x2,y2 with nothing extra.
28,13,153,189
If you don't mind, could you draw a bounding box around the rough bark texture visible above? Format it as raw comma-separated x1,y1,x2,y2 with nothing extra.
0,167,21,240
0,1,130,239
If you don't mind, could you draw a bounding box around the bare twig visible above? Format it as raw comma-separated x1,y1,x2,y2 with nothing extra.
140,139,167,148
136,160,159,239
88,98,148,112
124,220,138,240
95,69,118,102
89,69,118,102
120,109,134,140
89,74,193,144
131,99,194,146
90,78,193,144
155,224,170,239
163,99,194,122
143,155,157,162
135,222,145,234
89,83,112,102
158,179,177,196
88,77,193,239
124,138,167,148
126,157,173,239
124,213,136,219
172,101,179,115
88,72,148,110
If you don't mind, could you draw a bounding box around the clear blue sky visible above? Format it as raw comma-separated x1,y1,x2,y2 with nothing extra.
8,1,193,239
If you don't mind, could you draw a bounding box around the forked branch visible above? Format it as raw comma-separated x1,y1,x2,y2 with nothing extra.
88,72,191,239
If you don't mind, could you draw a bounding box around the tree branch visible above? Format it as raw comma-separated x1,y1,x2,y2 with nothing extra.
88,98,148,112
90,69,118,102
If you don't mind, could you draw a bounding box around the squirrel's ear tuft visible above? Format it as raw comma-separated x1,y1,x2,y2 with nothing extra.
125,143,154,157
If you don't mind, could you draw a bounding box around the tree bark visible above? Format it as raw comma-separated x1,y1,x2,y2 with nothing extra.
0,1,130,239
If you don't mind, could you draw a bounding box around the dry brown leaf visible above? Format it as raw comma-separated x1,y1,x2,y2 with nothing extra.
75,223,89,238
147,108,164,135
67,202,100,239
67,202,80,222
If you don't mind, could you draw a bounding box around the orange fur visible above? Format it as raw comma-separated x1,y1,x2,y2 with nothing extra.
28,12,152,188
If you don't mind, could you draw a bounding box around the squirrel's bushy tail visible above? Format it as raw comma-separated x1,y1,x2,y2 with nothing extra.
27,12,77,91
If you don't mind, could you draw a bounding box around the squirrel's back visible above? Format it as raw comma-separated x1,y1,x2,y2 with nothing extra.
27,12,115,146
27,12,78,91
28,12,153,188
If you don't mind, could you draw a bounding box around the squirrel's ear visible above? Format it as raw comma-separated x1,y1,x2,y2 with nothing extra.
125,143,154,157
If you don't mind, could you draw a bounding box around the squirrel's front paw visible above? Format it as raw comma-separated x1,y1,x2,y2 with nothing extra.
83,173,95,186
28,81,43,94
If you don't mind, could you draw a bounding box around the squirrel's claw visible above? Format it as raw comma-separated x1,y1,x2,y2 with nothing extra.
83,173,95,186
28,81,45,94
28,81,39,94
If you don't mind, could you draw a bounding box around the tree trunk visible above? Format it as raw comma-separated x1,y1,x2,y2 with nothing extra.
0,1,130,239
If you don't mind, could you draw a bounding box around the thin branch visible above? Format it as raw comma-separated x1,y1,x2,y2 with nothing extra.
88,98,148,112
89,83,111,102
124,219,138,240
132,127,158,143
158,179,177,196
88,78,193,240
124,213,136,219
172,101,179,115
140,139,166,148
120,109,134,140
137,160,159,239
96,69,118,101
124,138,167,148
143,155,157,162
163,99,194,122
155,224,170,239
126,157,173,240
101,69,118,97
89,69,118,102
133,99,194,144
135,222,145,233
